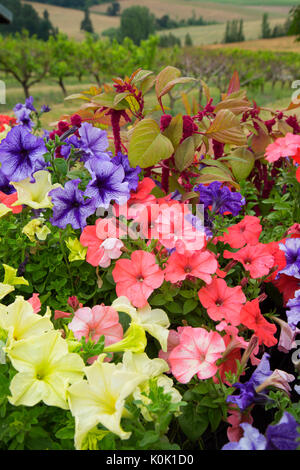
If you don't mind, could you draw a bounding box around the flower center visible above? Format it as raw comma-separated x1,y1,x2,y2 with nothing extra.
215,298,223,307
244,258,252,265
184,266,192,273
136,275,144,282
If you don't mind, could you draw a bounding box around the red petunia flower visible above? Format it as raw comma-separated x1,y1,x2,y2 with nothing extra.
164,249,217,284
198,277,246,326
0,191,22,214
223,243,274,279
218,215,262,249
273,274,300,305
112,250,164,308
240,299,277,347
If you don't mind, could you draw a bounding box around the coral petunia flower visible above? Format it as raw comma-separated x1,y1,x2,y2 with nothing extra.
198,278,246,326
168,326,226,383
68,305,123,347
265,133,300,163
218,216,262,249
164,249,217,284
264,241,287,282
112,251,164,308
80,218,124,268
223,244,274,279
240,299,277,347
0,191,22,214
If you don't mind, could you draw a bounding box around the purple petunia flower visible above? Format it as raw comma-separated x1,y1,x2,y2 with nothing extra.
111,152,141,191
41,105,51,114
49,179,96,230
194,181,245,216
0,168,15,195
226,353,272,411
279,238,300,279
78,122,110,161
266,412,300,450
0,126,46,182
222,423,267,450
14,97,37,130
286,289,300,330
84,158,130,209
60,135,81,160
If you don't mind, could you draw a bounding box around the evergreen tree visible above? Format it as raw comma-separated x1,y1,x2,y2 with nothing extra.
81,8,94,34
288,5,300,40
262,13,271,39
184,33,193,46
238,19,245,41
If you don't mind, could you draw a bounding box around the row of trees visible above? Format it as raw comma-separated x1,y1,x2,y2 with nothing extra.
0,0,57,40
1,31,299,102
0,33,158,98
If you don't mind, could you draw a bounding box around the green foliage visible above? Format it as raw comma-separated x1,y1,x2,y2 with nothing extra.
119,6,156,45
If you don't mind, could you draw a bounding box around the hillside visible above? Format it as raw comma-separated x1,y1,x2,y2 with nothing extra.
22,1,119,40
22,0,294,43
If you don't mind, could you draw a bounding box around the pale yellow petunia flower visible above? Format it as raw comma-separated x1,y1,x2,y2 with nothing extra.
111,296,170,352
68,354,146,449
6,330,84,409
11,170,61,209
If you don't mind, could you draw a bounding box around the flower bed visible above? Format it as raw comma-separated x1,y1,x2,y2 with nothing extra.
0,66,299,451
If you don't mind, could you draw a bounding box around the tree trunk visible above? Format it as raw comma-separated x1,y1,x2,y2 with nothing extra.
22,82,30,99
58,78,67,97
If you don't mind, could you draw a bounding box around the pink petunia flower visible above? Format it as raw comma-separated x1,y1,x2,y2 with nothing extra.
112,250,164,308
198,278,246,326
223,243,274,279
218,215,262,249
158,328,184,372
227,407,254,442
68,305,123,346
28,293,41,313
265,133,300,163
164,249,217,284
168,326,226,383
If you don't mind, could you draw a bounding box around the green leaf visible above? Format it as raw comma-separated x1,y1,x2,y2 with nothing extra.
138,431,159,448
206,109,247,146
150,294,168,306
93,92,127,110
155,66,181,99
178,403,209,441
223,148,255,182
128,118,174,168
166,302,182,314
162,114,183,150
53,158,68,177
208,408,222,432
183,299,198,315
174,136,195,172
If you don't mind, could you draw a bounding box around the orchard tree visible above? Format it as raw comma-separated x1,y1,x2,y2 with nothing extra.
48,34,79,96
119,6,156,45
0,32,50,98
